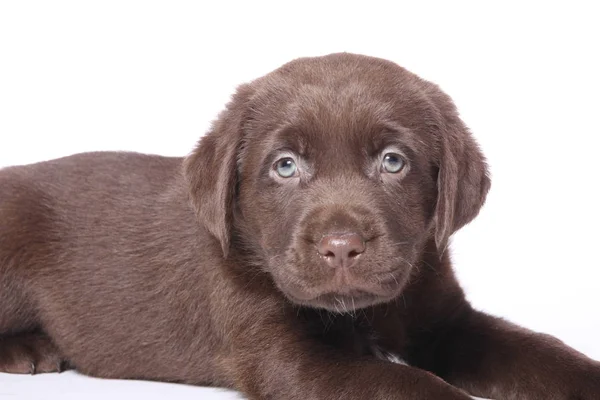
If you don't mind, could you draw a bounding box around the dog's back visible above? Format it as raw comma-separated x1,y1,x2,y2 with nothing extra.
0,152,222,380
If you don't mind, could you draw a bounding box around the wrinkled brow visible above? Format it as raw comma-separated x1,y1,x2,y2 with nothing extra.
271,127,309,156
235,124,307,174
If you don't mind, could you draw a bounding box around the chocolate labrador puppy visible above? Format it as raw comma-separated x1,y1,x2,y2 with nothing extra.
0,53,598,399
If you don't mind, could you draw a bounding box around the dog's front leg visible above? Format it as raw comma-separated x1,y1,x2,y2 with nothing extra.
221,314,472,400
410,306,600,400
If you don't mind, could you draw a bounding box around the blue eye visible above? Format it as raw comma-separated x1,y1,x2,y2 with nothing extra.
382,153,405,173
275,157,298,178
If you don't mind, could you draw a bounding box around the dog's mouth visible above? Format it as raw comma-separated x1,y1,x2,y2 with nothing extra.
287,290,397,313
279,268,408,313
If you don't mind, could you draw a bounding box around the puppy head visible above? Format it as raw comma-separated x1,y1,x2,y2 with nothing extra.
185,53,490,312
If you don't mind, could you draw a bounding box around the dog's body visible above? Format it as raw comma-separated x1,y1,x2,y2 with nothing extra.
0,152,227,382
1,54,599,399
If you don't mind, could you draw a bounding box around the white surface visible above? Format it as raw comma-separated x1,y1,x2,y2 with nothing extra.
0,372,486,400
0,1,598,399
0,371,243,400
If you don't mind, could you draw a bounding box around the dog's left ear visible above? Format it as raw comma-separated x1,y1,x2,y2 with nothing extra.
183,84,254,257
433,109,491,254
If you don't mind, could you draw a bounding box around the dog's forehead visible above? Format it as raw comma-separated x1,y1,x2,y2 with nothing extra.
246,84,433,160
256,60,437,124
240,54,444,168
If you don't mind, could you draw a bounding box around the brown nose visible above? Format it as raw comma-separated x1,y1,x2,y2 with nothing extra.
317,233,366,268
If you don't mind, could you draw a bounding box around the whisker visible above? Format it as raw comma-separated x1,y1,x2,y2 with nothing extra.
422,260,437,273
388,272,399,287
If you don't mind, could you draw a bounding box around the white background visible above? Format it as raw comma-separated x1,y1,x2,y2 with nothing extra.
0,1,598,399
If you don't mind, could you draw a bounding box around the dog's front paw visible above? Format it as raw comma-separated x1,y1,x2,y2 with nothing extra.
527,360,600,400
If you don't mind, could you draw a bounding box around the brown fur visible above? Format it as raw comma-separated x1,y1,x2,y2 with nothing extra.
1,53,598,399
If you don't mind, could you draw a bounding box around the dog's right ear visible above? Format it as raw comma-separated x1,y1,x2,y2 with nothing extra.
184,84,254,257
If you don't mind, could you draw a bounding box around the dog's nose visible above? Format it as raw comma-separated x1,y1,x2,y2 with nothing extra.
317,233,366,268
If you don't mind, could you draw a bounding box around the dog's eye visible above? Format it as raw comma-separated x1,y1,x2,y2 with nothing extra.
274,157,298,178
381,153,405,173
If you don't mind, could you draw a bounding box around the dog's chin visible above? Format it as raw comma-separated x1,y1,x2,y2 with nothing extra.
279,281,405,313
270,258,413,313
287,290,399,313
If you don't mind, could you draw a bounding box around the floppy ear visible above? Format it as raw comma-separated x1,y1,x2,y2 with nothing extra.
183,84,254,257
434,116,491,254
